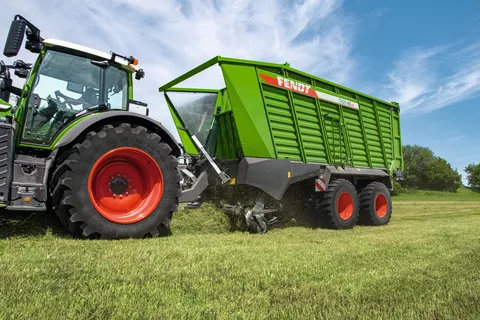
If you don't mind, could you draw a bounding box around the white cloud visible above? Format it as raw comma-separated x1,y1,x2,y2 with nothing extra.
381,42,480,114
1,0,356,137
370,7,389,17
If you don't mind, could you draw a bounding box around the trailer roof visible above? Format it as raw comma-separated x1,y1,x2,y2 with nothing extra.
158,56,400,109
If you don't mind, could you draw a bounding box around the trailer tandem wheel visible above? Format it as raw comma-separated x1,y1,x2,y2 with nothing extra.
316,178,359,229
50,123,181,239
357,182,392,226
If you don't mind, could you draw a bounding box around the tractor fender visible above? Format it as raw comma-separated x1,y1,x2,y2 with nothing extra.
54,111,181,157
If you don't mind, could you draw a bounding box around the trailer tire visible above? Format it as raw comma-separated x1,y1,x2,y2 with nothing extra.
317,178,359,229
358,182,392,226
50,123,181,239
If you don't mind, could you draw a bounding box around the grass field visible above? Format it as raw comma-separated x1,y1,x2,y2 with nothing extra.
394,186,480,201
1,189,479,319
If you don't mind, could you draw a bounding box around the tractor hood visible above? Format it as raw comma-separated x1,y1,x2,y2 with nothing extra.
0,98,11,110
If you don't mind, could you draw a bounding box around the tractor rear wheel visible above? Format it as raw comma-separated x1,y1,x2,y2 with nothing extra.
358,182,392,226
50,123,181,239
316,178,359,229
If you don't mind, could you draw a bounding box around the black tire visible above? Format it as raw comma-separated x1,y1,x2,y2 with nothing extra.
358,182,392,226
50,123,181,239
316,178,359,229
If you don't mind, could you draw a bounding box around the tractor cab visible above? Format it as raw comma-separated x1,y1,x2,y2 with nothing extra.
19,40,139,146
0,15,146,147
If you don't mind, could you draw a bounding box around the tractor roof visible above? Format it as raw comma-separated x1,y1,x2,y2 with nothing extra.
42,39,140,73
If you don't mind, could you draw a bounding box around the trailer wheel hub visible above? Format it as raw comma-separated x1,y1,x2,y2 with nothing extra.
88,147,164,224
337,192,354,220
375,193,388,218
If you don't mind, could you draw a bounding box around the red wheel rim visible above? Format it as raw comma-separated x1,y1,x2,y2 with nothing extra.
337,192,354,220
88,147,164,224
375,193,388,218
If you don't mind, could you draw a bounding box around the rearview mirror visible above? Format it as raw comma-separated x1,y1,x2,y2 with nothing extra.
66,81,84,94
3,19,26,58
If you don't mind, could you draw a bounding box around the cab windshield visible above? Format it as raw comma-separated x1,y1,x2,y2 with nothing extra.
22,50,129,145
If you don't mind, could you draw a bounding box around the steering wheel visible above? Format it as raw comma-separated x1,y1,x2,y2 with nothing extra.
44,94,69,111
54,90,82,109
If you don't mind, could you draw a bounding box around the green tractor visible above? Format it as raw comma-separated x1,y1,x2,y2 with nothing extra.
0,15,182,239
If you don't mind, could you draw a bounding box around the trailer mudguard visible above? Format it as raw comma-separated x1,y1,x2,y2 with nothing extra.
237,157,322,200
54,111,181,157
323,165,392,190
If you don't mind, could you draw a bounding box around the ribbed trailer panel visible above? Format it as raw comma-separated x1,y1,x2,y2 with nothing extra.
160,56,403,176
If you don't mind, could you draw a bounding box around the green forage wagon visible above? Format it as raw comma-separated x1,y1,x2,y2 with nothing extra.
160,56,404,233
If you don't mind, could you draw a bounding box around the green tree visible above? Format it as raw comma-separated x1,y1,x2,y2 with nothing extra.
401,145,462,192
465,163,480,192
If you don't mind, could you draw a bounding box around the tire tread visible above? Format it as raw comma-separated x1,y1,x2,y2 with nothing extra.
49,122,181,239
317,178,359,229
358,181,392,226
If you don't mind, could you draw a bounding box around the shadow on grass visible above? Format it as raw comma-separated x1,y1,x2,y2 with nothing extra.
1,204,319,239
0,210,71,239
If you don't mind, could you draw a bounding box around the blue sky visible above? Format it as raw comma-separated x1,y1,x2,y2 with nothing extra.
344,0,480,183
2,0,480,182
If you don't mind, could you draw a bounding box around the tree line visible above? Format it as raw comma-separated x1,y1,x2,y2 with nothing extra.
396,145,479,193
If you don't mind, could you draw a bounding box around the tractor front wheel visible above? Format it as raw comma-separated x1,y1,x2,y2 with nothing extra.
50,123,181,239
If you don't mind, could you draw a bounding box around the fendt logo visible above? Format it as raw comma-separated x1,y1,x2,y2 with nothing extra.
259,74,312,96
259,73,359,110
276,76,311,95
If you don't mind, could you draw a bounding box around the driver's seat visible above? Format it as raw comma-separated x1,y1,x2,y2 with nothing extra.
81,88,98,108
